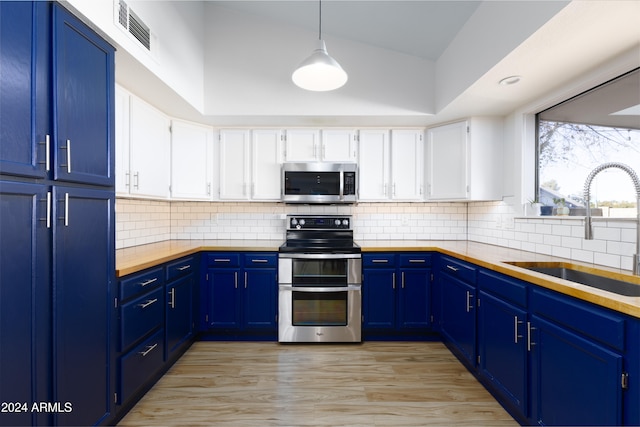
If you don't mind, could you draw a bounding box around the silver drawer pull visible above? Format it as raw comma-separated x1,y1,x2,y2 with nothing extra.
177,265,191,271
138,298,158,309
409,259,426,263
139,278,158,287
214,258,231,262
139,343,158,357
251,259,269,263
446,265,459,272
372,259,389,263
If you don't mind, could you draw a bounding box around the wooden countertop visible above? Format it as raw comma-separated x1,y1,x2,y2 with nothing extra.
116,239,640,319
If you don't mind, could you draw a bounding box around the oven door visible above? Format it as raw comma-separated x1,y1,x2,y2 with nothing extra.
278,285,361,342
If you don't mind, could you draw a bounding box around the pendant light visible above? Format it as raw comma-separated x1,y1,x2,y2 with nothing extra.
292,0,348,91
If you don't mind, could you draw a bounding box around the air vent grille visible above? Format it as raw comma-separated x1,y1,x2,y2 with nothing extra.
116,0,151,51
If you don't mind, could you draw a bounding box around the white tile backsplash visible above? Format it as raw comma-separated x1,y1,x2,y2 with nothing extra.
115,198,638,272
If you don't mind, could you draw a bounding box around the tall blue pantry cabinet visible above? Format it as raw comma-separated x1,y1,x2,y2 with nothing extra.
0,2,115,426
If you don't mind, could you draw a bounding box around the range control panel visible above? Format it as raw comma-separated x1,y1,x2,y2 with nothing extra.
286,215,352,230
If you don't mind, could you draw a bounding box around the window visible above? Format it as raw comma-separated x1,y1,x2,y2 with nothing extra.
536,68,640,217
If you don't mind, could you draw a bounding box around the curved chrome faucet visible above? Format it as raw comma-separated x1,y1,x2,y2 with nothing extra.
583,162,640,275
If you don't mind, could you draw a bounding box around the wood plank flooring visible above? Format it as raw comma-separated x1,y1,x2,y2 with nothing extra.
118,341,519,426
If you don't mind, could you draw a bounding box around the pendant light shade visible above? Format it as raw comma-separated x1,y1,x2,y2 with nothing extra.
292,1,347,91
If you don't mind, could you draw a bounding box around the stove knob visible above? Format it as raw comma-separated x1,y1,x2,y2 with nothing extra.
290,218,298,226
334,219,341,226
299,219,306,226
342,219,349,227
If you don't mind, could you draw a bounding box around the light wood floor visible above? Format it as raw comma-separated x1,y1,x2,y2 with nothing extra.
118,341,519,426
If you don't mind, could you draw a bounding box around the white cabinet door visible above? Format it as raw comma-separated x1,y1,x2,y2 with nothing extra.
425,118,503,201
219,129,250,200
321,129,358,162
129,97,170,199
358,130,390,201
426,121,468,200
284,129,320,162
251,129,282,200
171,120,214,200
114,86,130,196
391,130,424,200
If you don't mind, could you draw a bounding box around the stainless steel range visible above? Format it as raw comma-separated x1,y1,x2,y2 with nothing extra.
278,215,361,343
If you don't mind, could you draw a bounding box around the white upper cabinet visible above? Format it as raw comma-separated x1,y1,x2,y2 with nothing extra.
116,88,171,199
426,117,503,201
251,129,282,200
284,129,320,162
321,129,358,162
218,129,282,201
115,86,131,196
284,129,357,162
358,129,424,202
219,129,251,200
358,130,390,201
170,119,214,201
390,130,424,201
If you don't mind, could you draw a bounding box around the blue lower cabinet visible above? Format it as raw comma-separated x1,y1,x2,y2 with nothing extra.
118,330,165,405
201,252,277,339
362,253,433,339
165,256,196,361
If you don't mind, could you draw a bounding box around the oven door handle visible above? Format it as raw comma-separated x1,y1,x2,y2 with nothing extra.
279,285,361,293
279,253,361,259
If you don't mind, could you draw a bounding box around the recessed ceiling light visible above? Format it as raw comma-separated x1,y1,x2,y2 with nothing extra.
499,75,522,86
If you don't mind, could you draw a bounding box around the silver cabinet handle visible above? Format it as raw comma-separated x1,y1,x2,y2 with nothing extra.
125,171,130,188
177,265,191,271
46,192,52,229
39,135,51,171
392,272,396,290
251,259,269,263
138,298,158,309
245,271,248,289
465,290,474,312
234,272,238,289
527,322,537,351
133,172,139,189
446,265,459,272
214,258,231,263
140,278,157,287
409,259,426,263
514,316,524,344
372,259,389,263
401,271,405,289
63,193,69,226
169,288,175,309
60,139,71,173
139,343,158,357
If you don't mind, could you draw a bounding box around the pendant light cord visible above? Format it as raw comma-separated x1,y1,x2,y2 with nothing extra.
318,0,322,40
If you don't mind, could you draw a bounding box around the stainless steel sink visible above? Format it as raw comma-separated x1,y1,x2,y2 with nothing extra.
505,262,640,297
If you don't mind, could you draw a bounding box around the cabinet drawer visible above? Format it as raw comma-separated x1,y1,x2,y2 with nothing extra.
399,253,432,268
120,287,164,351
363,254,396,267
120,267,163,301
478,270,527,308
118,329,164,405
440,256,477,284
243,253,277,268
531,287,625,351
166,256,196,281
206,253,240,267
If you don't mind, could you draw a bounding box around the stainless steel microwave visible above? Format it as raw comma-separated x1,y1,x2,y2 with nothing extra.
282,162,357,204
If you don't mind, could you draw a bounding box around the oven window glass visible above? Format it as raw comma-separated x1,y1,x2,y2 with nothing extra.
292,291,348,326
284,172,340,195
292,259,347,286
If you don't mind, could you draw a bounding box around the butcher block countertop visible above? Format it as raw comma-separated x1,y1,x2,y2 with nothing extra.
116,239,640,319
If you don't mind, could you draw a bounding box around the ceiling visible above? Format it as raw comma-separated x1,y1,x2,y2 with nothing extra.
211,1,481,60
112,0,640,127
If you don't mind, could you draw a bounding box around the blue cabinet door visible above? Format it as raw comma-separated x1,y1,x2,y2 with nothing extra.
440,272,476,364
52,186,114,426
166,274,194,359
398,268,431,329
52,5,114,186
244,268,277,329
206,268,241,329
530,315,623,426
478,290,528,416
0,2,50,179
0,181,50,426
363,268,396,330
